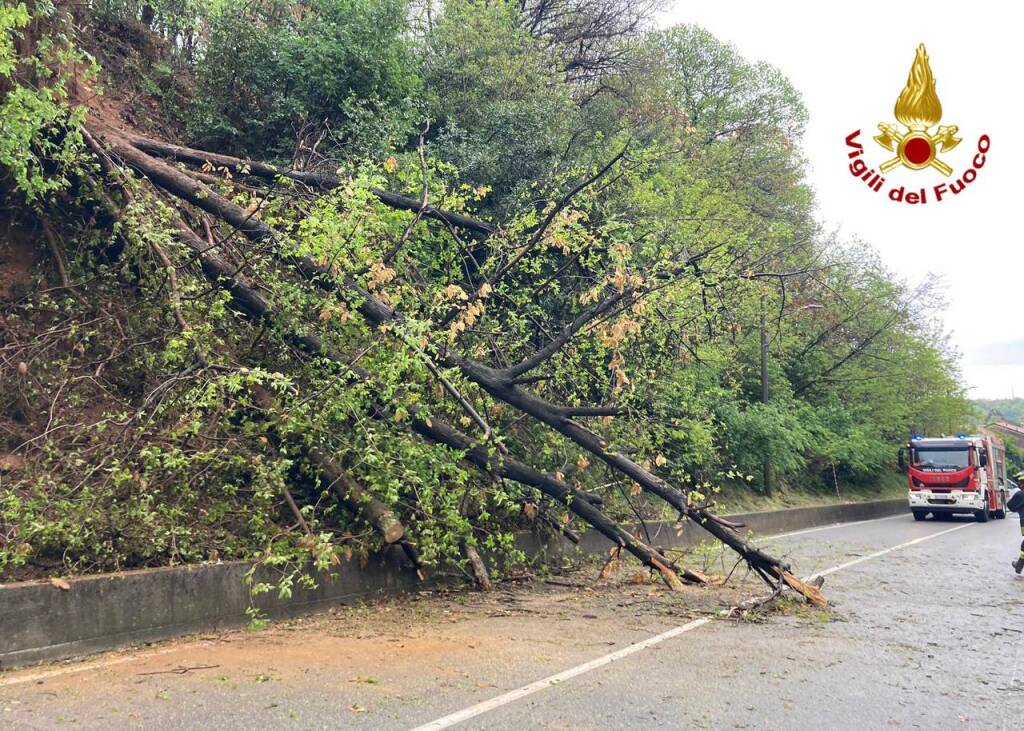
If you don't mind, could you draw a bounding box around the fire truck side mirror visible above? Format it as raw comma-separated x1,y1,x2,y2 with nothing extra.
898,448,907,472
978,450,988,468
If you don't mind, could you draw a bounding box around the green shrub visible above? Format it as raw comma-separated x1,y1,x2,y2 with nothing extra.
186,0,421,158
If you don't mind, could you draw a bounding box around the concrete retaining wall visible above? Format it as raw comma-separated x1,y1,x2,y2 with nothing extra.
0,498,906,669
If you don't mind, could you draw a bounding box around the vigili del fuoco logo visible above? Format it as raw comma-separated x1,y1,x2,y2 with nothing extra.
845,44,989,205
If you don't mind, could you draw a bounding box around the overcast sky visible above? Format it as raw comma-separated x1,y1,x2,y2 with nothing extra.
662,1,1023,399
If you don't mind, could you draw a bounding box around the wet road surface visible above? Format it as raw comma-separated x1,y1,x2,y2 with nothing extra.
2,512,1021,729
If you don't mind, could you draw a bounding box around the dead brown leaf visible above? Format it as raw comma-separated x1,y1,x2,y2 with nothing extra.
0,453,25,472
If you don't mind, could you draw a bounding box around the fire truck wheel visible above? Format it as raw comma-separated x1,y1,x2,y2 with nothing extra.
975,507,990,523
995,508,1007,520
912,511,926,521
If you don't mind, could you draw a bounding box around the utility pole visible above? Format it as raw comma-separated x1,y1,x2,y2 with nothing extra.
760,295,771,497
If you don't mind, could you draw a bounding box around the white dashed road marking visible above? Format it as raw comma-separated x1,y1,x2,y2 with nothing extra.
410,519,973,730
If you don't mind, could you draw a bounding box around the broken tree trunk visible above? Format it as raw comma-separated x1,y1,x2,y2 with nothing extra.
253,387,425,569
104,168,693,589
461,541,493,591
91,125,818,601
310,447,405,545
116,130,496,235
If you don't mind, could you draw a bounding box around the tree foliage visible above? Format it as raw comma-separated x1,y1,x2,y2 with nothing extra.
0,0,89,202
0,1,973,586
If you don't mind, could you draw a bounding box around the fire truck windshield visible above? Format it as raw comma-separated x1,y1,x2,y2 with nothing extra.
912,448,970,472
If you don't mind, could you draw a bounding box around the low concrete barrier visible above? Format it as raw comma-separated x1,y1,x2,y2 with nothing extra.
0,551,419,670
0,498,906,669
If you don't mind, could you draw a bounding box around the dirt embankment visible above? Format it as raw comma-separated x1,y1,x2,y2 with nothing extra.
1,216,41,469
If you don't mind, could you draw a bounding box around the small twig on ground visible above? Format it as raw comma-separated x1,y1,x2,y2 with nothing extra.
725,583,784,618
137,664,220,676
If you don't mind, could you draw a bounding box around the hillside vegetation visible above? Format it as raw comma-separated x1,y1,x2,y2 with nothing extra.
0,1,971,593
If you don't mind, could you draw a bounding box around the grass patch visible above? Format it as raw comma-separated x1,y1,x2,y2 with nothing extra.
713,470,906,514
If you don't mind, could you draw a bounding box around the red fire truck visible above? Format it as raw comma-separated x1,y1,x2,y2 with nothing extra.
899,432,1009,522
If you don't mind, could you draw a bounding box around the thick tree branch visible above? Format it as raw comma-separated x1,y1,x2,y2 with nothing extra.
117,129,495,235
503,287,629,378
95,131,822,602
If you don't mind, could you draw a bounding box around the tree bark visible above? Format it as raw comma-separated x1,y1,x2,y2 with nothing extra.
91,126,822,602
311,448,405,545
115,130,496,235
409,414,693,589
248,385,406,545
461,541,493,591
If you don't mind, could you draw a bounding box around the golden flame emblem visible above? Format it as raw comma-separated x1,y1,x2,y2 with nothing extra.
874,44,960,176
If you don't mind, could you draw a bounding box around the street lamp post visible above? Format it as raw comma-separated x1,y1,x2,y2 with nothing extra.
760,295,771,497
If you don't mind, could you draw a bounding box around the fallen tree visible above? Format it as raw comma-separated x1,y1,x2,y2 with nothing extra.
115,131,496,236
78,128,695,589
84,123,824,605
4,2,969,606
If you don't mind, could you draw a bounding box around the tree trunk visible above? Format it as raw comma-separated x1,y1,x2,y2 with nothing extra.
311,448,405,545
461,541,493,591
115,130,495,235
89,125,823,602
248,385,406,545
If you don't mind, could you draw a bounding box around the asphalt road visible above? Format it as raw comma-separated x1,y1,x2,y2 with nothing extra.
2,512,1022,729
457,515,1024,731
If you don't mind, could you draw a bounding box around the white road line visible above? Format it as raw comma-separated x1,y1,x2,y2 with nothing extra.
760,512,905,541
802,522,972,582
410,520,973,731
407,618,713,731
